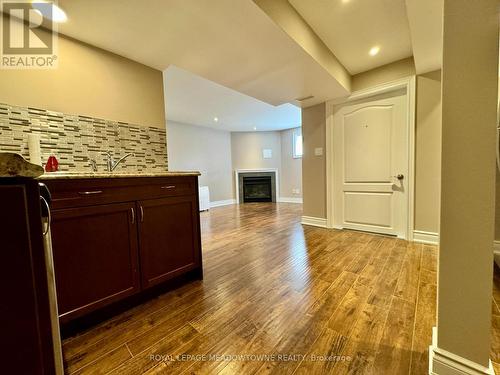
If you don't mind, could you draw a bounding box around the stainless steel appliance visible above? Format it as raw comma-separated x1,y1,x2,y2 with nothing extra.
39,183,64,375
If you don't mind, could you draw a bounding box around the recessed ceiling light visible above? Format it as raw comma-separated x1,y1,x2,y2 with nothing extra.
32,1,68,23
369,46,380,56
213,117,218,122
342,0,350,3
253,126,257,131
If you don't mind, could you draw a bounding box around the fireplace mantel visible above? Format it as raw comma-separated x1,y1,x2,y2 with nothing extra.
234,168,279,204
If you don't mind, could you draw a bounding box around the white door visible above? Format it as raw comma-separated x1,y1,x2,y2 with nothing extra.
333,90,408,238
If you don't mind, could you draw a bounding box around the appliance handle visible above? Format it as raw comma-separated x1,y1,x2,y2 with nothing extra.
41,196,51,236
78,190,103,195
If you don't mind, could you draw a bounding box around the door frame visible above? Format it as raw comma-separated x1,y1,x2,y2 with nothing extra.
325,76,416,240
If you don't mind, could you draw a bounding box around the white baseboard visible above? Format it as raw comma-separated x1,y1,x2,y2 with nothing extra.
210,199,236,208
301,216,327,228
429,327,494,375
413,230,439,245
278,197,303,204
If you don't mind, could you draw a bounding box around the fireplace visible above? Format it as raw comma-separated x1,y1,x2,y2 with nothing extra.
242,176,272,202
236,170,277,203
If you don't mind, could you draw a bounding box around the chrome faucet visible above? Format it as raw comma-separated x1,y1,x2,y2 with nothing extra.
104,151,134,172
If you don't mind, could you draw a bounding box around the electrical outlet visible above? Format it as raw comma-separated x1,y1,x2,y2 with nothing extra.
314,147,323,156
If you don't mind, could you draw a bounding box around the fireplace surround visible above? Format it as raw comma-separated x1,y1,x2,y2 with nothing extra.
235,169,278,204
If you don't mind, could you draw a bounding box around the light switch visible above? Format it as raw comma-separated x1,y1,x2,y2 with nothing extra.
314,147,323,156
262,149,272,159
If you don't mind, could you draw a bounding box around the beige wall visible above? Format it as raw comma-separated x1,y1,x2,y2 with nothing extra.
167,121,233,202
231,131,282,170
414,71,442,233
231,130,302,200
435,0,498,367
302,103,326,218
0,22,165,128
352,57,416,92
231,131,282,198
280,128,303,198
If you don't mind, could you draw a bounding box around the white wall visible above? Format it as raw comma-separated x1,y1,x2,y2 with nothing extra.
167,121,233,202
167,122,302,204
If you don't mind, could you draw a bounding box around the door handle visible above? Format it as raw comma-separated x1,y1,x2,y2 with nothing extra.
393,174,404,180
161,185,176,189
131,207,135,224
139,205,144,222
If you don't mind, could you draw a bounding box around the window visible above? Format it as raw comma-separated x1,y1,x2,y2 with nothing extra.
293,129,303,158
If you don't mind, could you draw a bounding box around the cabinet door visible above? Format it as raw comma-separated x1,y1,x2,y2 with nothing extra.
0,181,56,374
51,202,140,322
138,195,200,289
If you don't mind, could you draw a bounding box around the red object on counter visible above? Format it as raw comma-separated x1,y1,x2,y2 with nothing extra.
45,156,59,172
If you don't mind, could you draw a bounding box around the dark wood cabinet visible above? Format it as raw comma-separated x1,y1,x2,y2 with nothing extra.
51,202,140,323
42,175,202,324
0,179,56,374
138,196,200,288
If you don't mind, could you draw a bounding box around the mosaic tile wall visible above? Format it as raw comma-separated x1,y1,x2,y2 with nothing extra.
0,103,168,173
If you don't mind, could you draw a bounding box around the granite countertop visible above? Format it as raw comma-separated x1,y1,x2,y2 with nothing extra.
38,171,201,180
0,153,200,179
0,152,44,178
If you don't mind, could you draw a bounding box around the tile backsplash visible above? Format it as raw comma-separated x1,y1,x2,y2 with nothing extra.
0,103,168,173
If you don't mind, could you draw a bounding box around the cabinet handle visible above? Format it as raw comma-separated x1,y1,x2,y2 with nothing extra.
131,207,135,224
78,190,103,195
140,205,144,222
161,185,175,189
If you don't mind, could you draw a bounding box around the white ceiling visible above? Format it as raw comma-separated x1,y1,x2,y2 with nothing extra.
405,0,443,74
56,0,349,107
41,0,445,125
289,0,413,75
164,66,301,132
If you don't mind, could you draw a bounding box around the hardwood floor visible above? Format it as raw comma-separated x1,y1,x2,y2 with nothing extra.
62,203,500,374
